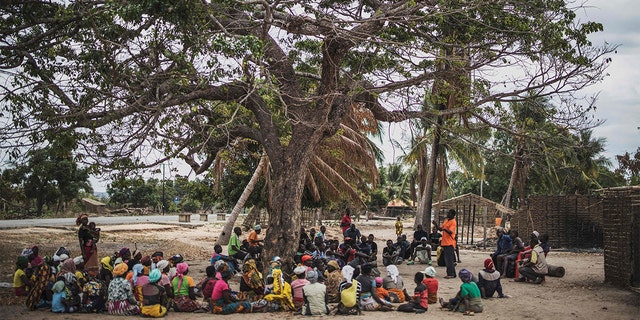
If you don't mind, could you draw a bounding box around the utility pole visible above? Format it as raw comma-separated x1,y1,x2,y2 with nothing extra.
162,163,166,214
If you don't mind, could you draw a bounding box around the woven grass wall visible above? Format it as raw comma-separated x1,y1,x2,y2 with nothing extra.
510,195,603,249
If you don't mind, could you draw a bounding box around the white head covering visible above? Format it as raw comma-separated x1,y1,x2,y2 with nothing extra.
73,256,84,266
294,266,307,276
156,260,169,271
342,265,355,282
423,266,436,277
386,264,399,284
532,230,540,238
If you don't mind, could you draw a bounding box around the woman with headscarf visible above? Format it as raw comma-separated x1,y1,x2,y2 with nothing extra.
81,274,107,313
302,270,329,315
130,263,150,302
140,269,168,317
324,260,342,303
26,255,54,310
155,259,174,307
239,259,264,301
335,265,361,315
263,267,295,311
211,262,254,314
99,256,113,286
478,258,505,299
76,214,100,276
107,262,140,315
439,268,484,315
171,262,202,312
382,264,408,303
57,258,82,310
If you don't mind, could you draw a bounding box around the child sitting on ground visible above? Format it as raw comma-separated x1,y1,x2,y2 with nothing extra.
397,272,429,313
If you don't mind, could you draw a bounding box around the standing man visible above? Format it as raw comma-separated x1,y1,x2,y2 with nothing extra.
341,209,352,234
434,209,457,279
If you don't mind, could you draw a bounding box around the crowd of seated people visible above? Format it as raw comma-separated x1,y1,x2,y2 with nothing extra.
13,216,550,316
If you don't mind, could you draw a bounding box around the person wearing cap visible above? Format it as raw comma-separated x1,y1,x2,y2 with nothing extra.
515,238,548,284
408,224,430,264
412,237,432,265
433,209,458,279
247,225,264,257
291,266,310,312
421,266,439,304
302,269,329,315
140,269,168,317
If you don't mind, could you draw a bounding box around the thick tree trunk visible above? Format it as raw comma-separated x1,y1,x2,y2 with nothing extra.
263,162,307,276
216,153,267,246
417,127,441,230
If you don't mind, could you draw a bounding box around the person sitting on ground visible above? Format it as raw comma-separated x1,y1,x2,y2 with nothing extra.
107,262,141,315
382,264,408,303
140,269,168,317
421,266,439,304
247,225,264,258
300,226,311,246
478,258,505,298
263,273,295,312
210,244,238,274
291,266,310,312
382,240,400,266
429,226,442,253
356,263,394,311
439,268,484,315
413,237,432,265
14,256,32,297
155,259,174,306
334,265,361,315
515,238,548,284
399,234,412,260
367,234,378,262
51,280,73,313
200,265,218,306
316,225,328,244
239,259,264,301
302,270,329,316
324,260,342,303
171,262,203,312
210,263,254,314
408,224,430,264
344,224,362,241
498,230,525,278
397,272,429,313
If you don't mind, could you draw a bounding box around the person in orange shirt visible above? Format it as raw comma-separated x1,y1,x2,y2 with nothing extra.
247,225,264,258
433,209,457,279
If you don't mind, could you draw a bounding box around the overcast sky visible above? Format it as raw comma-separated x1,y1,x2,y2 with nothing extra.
90,0,639,192
580,0,640,160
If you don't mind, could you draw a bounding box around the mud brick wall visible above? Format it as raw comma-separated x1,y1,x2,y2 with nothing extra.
601,188,640,288
510,195,603,249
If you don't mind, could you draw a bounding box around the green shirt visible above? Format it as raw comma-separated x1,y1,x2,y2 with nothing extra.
459,281,481,299
228,233,241,256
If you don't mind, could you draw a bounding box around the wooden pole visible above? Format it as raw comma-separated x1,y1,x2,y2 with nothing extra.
483,206,487,250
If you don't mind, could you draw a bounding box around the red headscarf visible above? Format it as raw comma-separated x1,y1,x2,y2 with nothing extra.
484,258,494,271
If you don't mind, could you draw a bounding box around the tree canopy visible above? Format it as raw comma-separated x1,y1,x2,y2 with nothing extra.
0,0,615,265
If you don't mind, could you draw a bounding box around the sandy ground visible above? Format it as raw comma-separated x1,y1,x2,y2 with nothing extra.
0,218,638,319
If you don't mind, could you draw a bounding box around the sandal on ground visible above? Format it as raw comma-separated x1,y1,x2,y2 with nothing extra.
464,311,475,316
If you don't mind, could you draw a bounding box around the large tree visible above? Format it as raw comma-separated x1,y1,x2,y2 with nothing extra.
0,1,614,268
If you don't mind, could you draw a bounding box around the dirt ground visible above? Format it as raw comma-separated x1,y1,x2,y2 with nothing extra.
0,218,638,319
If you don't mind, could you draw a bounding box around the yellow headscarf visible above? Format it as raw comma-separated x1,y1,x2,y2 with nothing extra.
101,256,113,272
113,262,128,277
